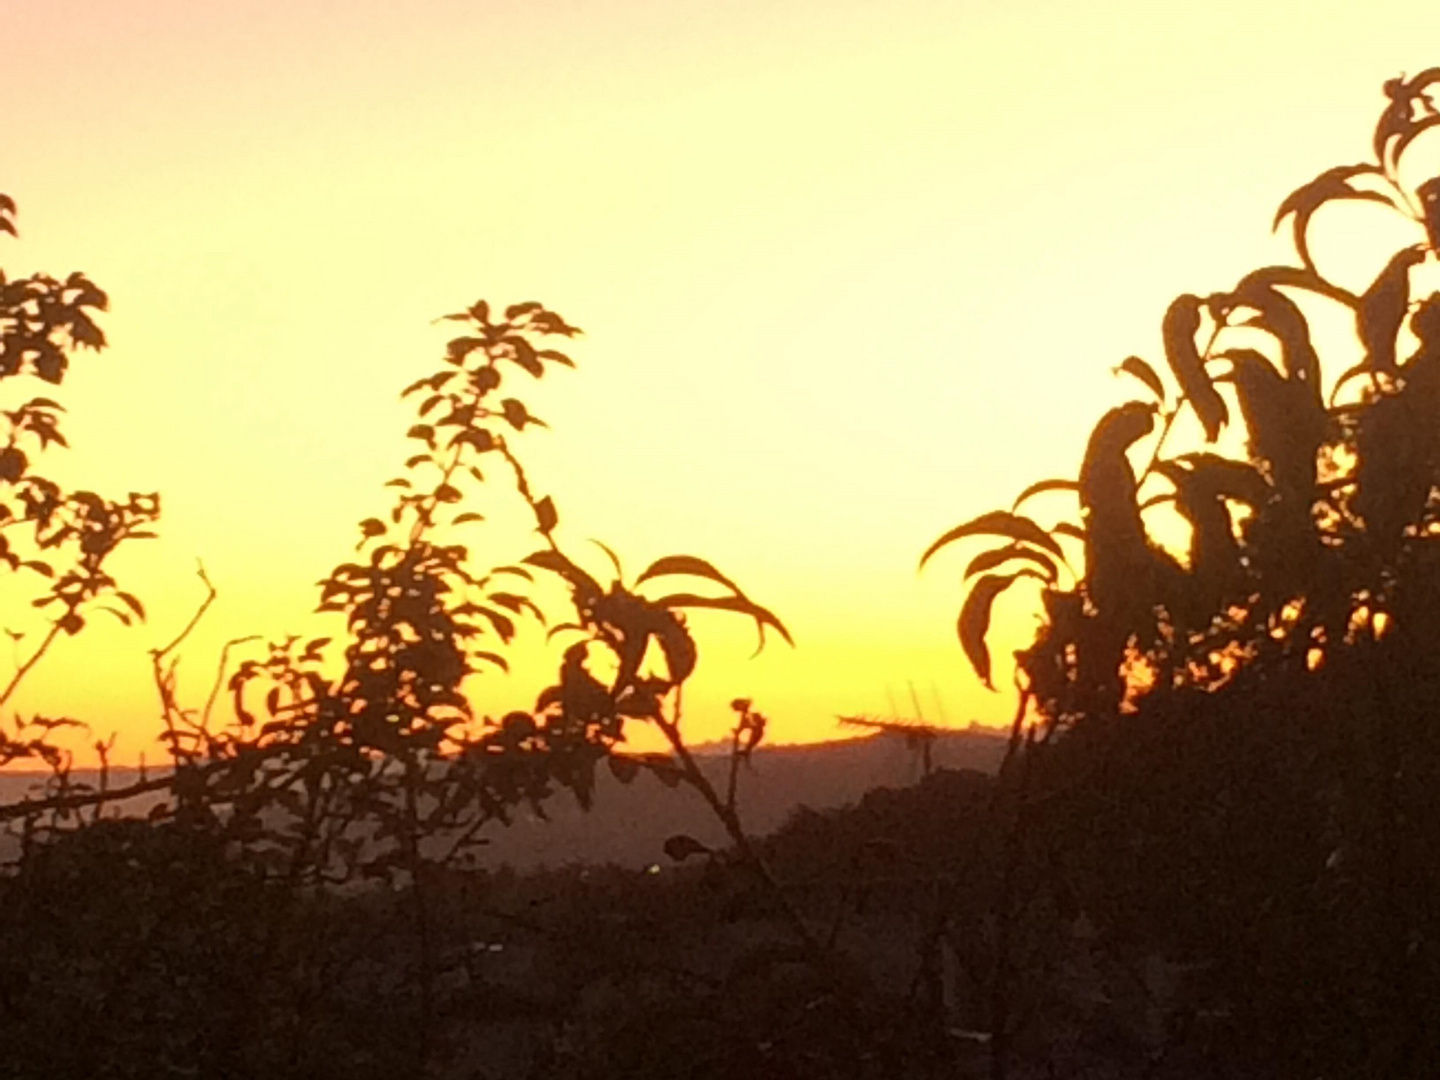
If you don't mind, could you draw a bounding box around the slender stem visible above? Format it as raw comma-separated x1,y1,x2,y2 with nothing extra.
202,635,261,730
0,622,62,710
654,688,825,962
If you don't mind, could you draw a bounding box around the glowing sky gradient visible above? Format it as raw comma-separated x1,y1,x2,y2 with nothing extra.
3,1,1440,764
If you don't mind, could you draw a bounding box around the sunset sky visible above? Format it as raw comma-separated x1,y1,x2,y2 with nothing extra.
3,0,1439,764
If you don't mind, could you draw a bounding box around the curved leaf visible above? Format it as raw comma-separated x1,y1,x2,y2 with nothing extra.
635,554,745,596
963,542,1058,583
652,592,794,651
1079,402,1156,614
1011,477,1080,511
1390,114,1440,175
1114,356,1166,401
1358,246,1428,373
1376,70,1440,168
1216,349,1326,496
1162,294,1227,441
1230,264,1359,310
1173,452,1272,506
959,571,1043,690
1273,164,1393,272
523,549,602,605
1221,280,1322,398
588,539,625,581
1420,175,1440,253
654,611,698,684
920,510,1064,571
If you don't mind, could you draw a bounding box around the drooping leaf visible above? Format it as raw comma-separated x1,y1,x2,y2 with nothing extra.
1162,294,1227,441
920,510,1064,571
1273,164,1393,272
1230,264,1359,310
1419,176,1440,253
1078,402,1158,618
963,542,1058,583
654,612,698,684
651,592,794,651
1216,348,1325,497
523,550,602,604
1223,280,1324,395
1114,356,1166,401
473,607,516,643
959,571,1042,690
1357,246,1428,372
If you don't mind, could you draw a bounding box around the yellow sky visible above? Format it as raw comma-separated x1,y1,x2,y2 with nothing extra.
3,0,1439,764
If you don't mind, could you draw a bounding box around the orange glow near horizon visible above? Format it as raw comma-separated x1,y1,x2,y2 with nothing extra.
3,1,1440,766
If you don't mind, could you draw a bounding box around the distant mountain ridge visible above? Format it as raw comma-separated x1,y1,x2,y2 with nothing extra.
0,729,1009,871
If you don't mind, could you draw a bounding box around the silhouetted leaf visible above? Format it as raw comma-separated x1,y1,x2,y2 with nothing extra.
964,542,1058,583
1388,111,1440,172
501,398,544,430
1273,164,1392,272
652,592,794,651
1217,348,1326,497
920,510,1064,570
538,348,575,367
1230,264,1359,309
655,613,697,683
475,607,516,643
1012,478,1079,511
0,447,25,482
635,554,744,595
523,550,603,601
535,495,557,533
359,518,386,538
960,572,1041,690
447,337,484,362
589,539,624,580
663,834,711,861
608,754,640,784
1115,356,1166,401
1420,176,1440,253
1163,294,1226,441
1222,280,1323,396
1358,246,1427,372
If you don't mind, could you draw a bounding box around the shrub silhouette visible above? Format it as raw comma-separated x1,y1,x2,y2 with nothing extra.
0,198,806,1075
923,68,1440,1078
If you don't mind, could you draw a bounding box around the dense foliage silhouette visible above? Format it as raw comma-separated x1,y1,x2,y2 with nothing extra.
5,71,1440,1079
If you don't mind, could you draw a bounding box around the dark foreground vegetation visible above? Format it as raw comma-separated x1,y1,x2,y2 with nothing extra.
5,72,1440,1078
